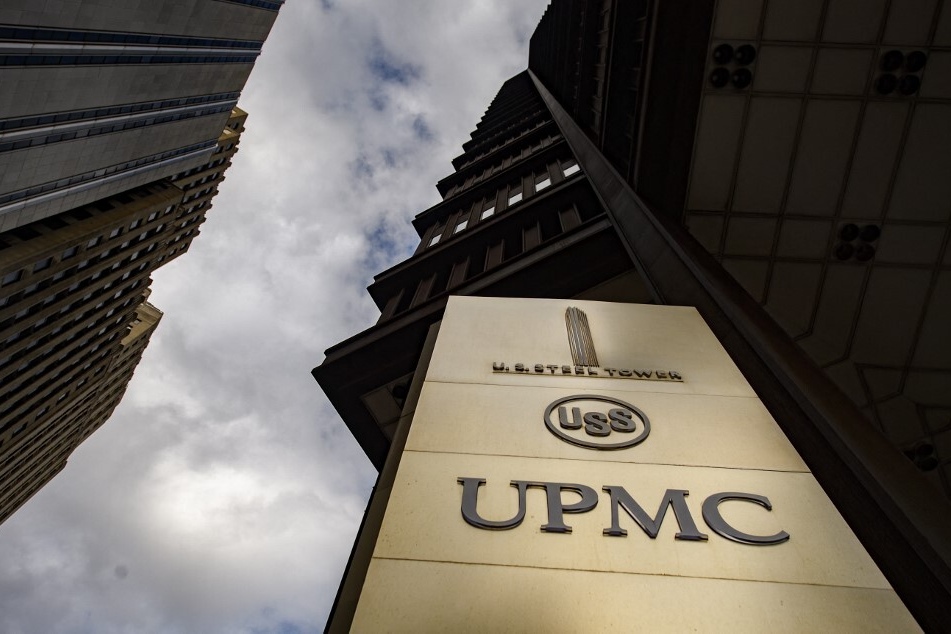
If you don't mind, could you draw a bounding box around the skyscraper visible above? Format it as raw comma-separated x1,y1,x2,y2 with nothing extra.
0,0,278,231
0,2,277,524
315,0,951,630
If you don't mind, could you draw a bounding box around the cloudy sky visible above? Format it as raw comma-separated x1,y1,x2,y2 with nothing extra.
0,1,550,632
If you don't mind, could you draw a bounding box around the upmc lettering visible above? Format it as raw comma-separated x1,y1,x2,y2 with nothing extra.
457,477,790,546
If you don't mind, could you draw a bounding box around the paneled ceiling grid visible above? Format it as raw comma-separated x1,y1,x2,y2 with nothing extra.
684,0,951,495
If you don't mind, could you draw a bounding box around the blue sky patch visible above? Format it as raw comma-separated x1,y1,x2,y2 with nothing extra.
366,38,421,86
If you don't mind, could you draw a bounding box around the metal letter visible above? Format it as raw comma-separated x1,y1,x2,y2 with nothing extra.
602,487,708,541
458,478,529,530
558,406,583,430
608,408,636,432
583,411,610,436
702,492,790,545
525,481,599,533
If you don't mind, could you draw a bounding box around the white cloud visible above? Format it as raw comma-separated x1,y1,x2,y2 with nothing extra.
0,1,551,632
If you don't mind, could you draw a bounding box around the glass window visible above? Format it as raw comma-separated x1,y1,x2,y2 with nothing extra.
86,236,101,249
428,234,441,247
563,160,580,177
2,270,22,286
454,219,468,234
62,246,78,259
508,187,523,206
481,206,495,220
109,227,121,239
535,174,551,191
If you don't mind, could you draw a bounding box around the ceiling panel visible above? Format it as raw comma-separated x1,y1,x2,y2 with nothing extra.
876,224,945,264
806,263,867,358
935,0,951,45
889,104,951,221
763,0,823,41
905,370,951,407
776,218,832,258
811,48,873,95
732,97,801,213
754,46,813,93
882,0,940,45
712,0,763,39
786,99,861,216
822,0,888,43
920,51,951,99
851,267,932,365
912,271,951,368
841,102,908,218
724,216,776,256
861,367,903,401
686,95,747,211
875,395,926,445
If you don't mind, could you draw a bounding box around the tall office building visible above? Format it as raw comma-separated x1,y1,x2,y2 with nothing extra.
0,2,277,524
315,1,951,630
0,0,278,230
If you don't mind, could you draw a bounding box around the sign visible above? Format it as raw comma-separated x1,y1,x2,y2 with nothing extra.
348,297,915,631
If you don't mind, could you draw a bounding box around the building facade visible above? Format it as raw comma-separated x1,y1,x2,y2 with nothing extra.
0,2,275,525
315,0,951,630
0,0,278,231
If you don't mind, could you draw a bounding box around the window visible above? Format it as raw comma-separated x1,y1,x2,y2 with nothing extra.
62,246,78,259
147,212,158,222
86,236,101,249
563,160,580,177
508,186,523,206
428,233,441,247
2,270,21,286
129,219,140,230
481,205,495,220
108,227,121,239
535,174,551,192
454,219,468,234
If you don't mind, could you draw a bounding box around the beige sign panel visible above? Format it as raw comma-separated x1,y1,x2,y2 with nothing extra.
353,297,918,631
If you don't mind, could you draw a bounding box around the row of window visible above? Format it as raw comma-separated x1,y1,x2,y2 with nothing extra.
0,102,235,153
1,397,86,473
447,132,562,198
458,115,549,170
427,160,581,247
0,53,259,67
0,26,263,50
382,199,600,322
0,286,139,419
0,203,172,294
1,255,152,357
214,0,284,10
0,91,240,133
462,109,547,163
0,138,216,206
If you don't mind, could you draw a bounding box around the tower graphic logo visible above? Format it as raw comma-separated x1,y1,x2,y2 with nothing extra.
565,306,598,367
